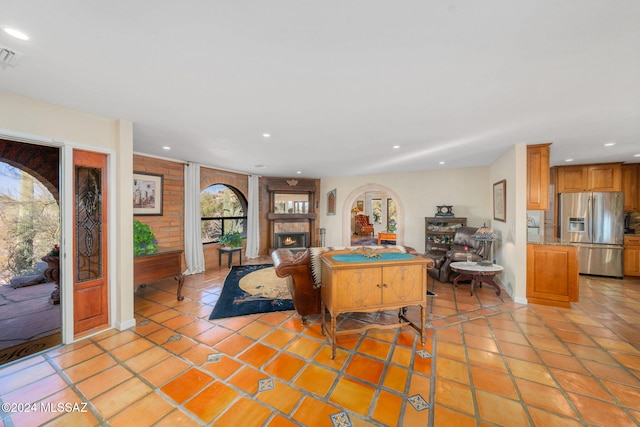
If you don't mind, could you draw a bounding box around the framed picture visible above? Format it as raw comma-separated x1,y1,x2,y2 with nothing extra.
133,172,163,216
327,189,336,215
357,200,364,211
493,179,506,222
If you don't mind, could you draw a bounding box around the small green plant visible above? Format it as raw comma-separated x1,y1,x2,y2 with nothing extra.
133,220,158,256
218,231,243,248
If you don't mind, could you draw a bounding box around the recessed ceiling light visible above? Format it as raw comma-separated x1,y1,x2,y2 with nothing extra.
393,145,400,149
565,158,574,162
439,161,445,165
162,146,171,150
634,154,640,158
604,142,616,147
262,133,271,138
3,27,29,41
296,171,302,174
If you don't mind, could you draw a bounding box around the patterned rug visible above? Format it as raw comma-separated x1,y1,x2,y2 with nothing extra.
209,264,294,320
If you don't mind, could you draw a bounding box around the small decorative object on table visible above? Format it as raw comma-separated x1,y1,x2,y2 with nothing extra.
471,224,499,266
218,231,244,248
435,205,454,216
464,245,472,265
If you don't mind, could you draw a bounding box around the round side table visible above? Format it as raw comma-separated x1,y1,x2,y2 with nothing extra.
449,261,504,296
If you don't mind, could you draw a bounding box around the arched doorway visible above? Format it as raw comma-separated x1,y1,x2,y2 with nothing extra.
341,184,405,247
0,139,61,365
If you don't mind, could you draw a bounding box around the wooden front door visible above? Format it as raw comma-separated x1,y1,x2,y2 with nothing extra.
73,149,109,335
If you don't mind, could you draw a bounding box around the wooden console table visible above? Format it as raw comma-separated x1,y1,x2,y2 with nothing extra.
320,252,429,359
134,247,185,301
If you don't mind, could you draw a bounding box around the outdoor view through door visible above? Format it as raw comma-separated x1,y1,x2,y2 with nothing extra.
0,140,61,365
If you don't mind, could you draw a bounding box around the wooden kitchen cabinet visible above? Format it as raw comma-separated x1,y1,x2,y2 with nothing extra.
527,243,579,308
556,163,622,193
527,143,551,210
624,235,640,277
622,164,638,212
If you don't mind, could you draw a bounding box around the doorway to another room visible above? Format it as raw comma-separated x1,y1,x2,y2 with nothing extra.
348,188,399,246
0,139,61,366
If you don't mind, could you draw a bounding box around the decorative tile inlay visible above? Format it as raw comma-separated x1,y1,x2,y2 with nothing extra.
258,378,274,392
416,349,432,359
167,334,182,342
207,353,222,363
426,323,435,329
137,319,150,326
408,394,430,411
330,411,353,427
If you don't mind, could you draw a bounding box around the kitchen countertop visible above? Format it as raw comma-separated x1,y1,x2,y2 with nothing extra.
527,235,574,246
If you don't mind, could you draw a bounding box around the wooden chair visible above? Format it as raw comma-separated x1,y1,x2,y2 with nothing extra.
355,214,374,236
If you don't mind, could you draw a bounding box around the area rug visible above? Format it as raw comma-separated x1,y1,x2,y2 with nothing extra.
209,264,294,320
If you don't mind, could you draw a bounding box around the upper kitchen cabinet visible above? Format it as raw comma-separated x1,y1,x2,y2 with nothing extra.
527,143,551,210
556,163,622,193
622,164,638,212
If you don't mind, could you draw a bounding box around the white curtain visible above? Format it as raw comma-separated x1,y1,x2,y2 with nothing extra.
245,174,260,259
184,162,205,274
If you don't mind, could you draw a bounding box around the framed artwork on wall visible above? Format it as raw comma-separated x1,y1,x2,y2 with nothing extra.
133,172,163,216
327,189,336,215
493,179,506,222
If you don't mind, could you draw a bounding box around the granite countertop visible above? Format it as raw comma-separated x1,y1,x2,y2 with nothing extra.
527,235,574,246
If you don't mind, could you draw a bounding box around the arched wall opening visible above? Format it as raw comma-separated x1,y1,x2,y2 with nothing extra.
341,184,405,247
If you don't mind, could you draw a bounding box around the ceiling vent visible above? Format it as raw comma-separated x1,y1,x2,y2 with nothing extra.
0,44,24,66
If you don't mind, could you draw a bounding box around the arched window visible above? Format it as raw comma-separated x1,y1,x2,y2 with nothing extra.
201,184,247,244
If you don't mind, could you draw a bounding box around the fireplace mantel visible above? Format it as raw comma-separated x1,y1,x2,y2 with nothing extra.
264,176,320,251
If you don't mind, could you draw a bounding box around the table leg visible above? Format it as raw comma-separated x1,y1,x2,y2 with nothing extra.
239,250,242,265
175,274,185,301
479,275,501,295
453,273,473,289
420,305,426,345
331,315,337,359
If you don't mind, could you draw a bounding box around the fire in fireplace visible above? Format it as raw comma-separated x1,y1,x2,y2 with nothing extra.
275,232,309,250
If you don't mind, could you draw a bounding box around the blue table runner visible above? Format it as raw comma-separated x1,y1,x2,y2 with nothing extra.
331,253,415,263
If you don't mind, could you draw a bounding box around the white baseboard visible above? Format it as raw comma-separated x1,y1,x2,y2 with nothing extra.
116,318,136,331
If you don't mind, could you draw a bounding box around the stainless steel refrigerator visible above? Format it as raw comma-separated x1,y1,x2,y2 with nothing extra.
559,192,624,278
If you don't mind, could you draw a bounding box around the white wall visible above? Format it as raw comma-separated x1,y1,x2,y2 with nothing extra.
319,167,492,252
0,90,135,340
489,144,527,302
319,147,527,303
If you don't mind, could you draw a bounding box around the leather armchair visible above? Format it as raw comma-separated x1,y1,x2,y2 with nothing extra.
425,226,490,282
271,249,321,324
355,214,374,236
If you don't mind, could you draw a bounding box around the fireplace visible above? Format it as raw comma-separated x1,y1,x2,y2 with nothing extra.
275,232,309,251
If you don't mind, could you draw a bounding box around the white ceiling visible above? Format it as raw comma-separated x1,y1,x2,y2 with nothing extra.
1,1,639,178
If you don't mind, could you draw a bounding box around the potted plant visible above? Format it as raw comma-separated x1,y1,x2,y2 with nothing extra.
134,220,159,256
218,231,243,248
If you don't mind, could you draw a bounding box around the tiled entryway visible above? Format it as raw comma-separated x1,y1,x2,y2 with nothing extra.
1,257,639,426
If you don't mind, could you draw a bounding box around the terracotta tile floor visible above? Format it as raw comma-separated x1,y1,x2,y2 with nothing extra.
1,257,640,426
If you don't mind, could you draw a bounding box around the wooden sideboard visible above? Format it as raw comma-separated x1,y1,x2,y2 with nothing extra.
320,252,429,359
134,247,185,301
